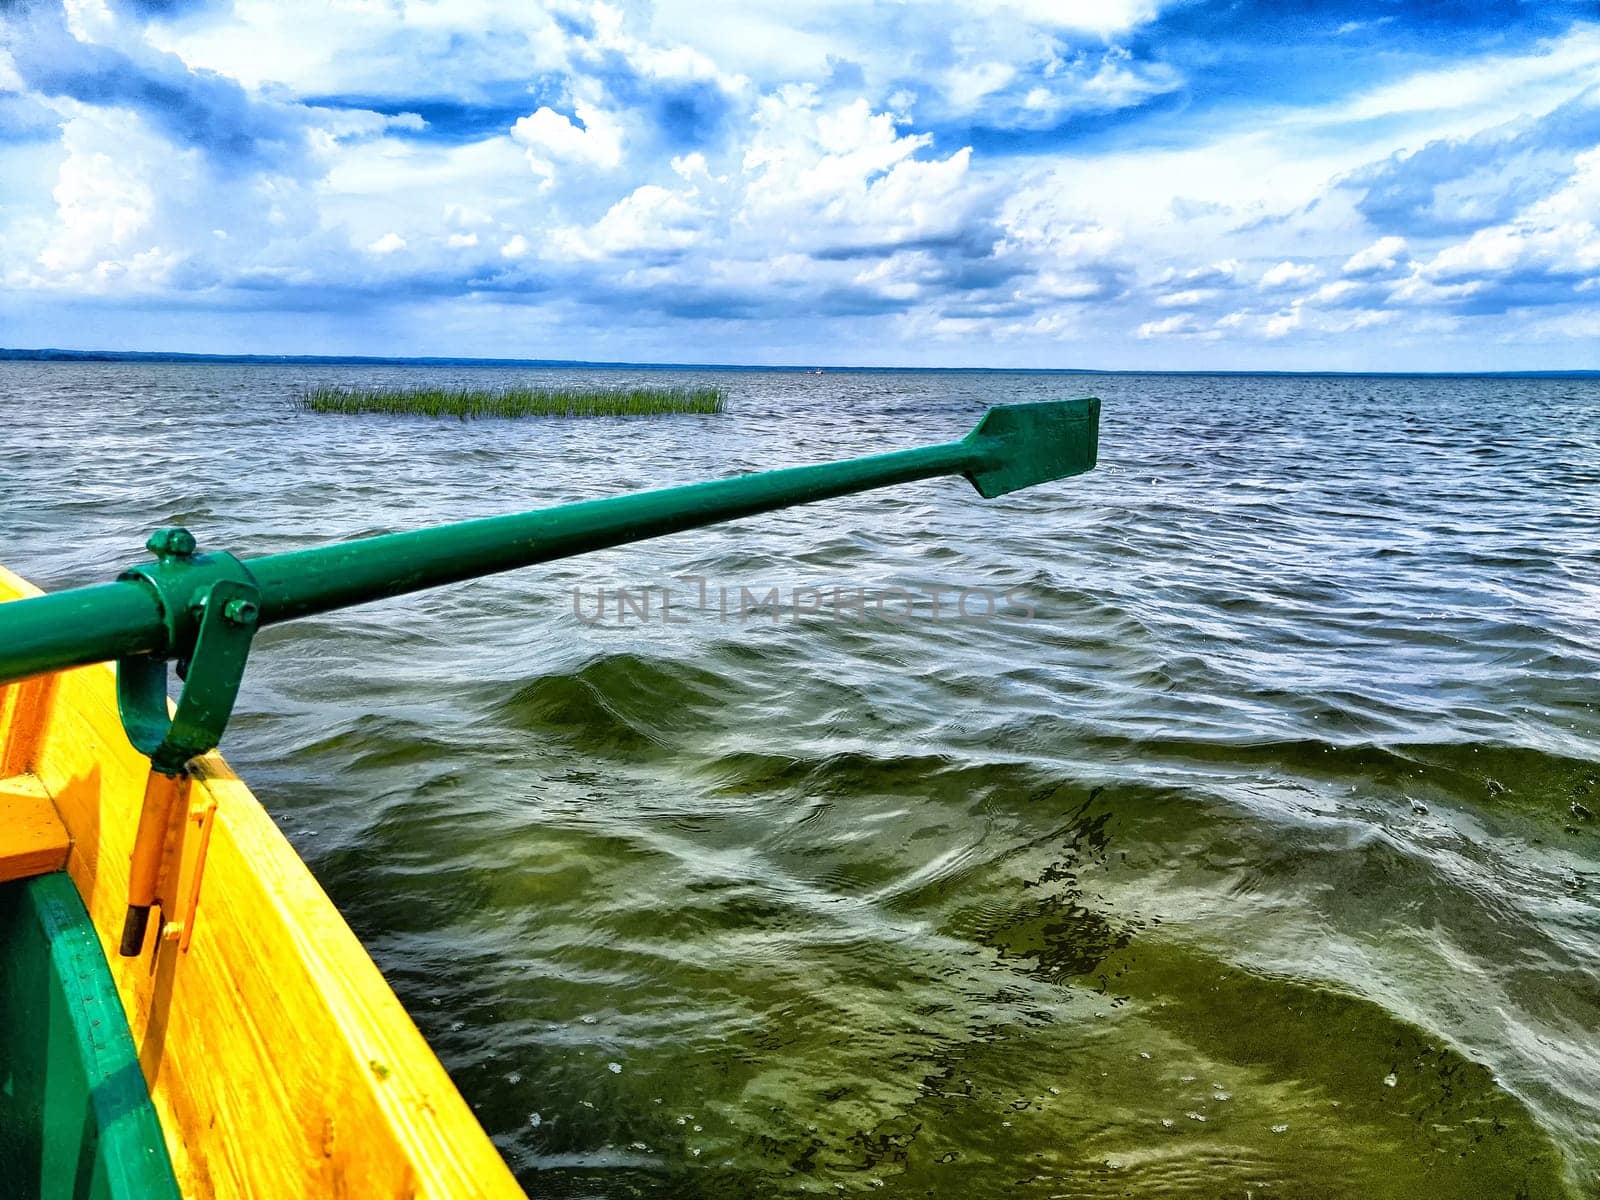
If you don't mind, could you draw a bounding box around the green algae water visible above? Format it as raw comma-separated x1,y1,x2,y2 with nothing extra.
3,363,1597,1198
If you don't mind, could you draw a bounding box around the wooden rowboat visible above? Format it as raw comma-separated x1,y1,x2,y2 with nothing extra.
0,564,526,1198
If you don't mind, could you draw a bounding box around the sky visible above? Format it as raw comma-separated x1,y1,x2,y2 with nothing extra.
1,1,1598,369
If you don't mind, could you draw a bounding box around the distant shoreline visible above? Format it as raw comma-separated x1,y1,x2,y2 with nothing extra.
2,346,1596,379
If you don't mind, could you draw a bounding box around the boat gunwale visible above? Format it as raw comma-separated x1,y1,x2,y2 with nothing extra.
0,563,525,1200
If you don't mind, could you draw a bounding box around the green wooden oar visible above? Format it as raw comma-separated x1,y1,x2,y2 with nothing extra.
0,396,1100,773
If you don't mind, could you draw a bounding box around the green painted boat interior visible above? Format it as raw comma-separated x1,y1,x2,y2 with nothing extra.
0,871,180,1200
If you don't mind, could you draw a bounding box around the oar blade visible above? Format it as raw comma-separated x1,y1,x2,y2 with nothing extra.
963,397,1100,498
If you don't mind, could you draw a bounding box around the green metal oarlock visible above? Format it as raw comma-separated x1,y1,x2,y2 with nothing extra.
115,528,261,776
0,397,1100,766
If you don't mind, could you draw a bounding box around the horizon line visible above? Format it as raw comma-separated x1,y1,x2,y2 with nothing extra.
2,346,1597,379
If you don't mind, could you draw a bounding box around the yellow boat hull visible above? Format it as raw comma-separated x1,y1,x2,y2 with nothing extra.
0,565,524,1198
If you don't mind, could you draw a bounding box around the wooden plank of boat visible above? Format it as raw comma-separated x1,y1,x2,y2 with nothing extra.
0,564,525,1198
0,773,68,884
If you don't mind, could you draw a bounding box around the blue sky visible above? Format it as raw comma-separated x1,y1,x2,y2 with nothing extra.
1,0,1598,369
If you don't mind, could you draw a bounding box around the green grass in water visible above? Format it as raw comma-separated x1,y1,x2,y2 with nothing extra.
295,384,725,419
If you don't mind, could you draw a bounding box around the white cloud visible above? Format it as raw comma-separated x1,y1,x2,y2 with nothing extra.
851,253,926,301
1263,309,1302,338
12,107,321,295
367,232,406,255
1406,147,1600,293
1137,313,1197,337
739,89,987,254
638,0,1166,105
1338,25,1600,124
1259,261,1320,289
1524,308,1600,340
946,62,1017,108
1057,48,1182,113
61,0,117,44
37,146,155,274
1343,236,1408,275
1308,279,1360,305
558,184,705,259
1387,274,1485,306
511,102,625,182
149,0,572,95
0,48,23,92
1154,287,1219,308
671,152,710,181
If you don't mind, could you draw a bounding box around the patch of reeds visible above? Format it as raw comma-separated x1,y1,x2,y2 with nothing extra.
294,384,725,419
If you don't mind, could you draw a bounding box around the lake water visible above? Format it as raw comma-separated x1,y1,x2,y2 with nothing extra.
3,362,1598,1198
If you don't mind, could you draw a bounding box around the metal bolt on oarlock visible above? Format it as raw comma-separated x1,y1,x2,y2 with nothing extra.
146,526,197,558
223,598,259,626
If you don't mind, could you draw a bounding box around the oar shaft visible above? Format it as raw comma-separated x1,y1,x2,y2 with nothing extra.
248,439,979,625
0,580,166,683
0,439,985,687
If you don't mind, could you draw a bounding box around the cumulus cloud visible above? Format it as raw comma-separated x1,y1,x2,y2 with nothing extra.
1137,313,1200,337
5,100,328,298
1259,261,1321,289
1154,288,1218,308
1343,236,1408,276
1355,141,1600,319
4,1,322,173
557,184,705,258
1340,85,1600,237
511,102,624,182
739,88,994,259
